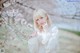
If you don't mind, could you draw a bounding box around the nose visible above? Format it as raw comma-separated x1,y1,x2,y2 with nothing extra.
39,19,44,23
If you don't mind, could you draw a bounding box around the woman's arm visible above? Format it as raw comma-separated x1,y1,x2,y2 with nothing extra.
46,26,59,51
51,26,58,38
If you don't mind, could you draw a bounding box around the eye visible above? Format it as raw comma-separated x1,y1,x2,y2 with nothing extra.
40,17,43,19
36,19,39,21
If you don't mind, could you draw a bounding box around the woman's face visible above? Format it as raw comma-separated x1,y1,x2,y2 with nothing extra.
36,16,46,26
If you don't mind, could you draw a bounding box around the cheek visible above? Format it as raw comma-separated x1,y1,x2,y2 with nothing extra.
37,21,42,26
37,21,40,25
36,19,46,25
36,21,40,25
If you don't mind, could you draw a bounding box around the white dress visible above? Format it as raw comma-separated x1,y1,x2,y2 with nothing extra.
28,25,59,53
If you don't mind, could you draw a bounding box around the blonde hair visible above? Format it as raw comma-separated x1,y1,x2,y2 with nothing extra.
33,9,52,31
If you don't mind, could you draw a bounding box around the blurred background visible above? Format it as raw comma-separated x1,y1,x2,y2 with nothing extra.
0,0,80,53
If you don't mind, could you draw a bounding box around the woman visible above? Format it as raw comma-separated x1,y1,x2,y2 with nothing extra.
28,9,59,53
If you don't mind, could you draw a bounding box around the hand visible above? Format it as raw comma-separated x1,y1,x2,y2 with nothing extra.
29,32,37,39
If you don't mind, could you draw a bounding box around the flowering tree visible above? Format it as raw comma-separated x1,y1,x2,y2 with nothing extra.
1,5,34,53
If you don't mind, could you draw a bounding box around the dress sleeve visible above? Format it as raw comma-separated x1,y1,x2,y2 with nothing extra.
51,26,58,39
47,26,59,45
46,26,59,50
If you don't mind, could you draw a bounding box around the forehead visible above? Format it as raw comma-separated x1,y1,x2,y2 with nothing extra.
35,16,45,20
